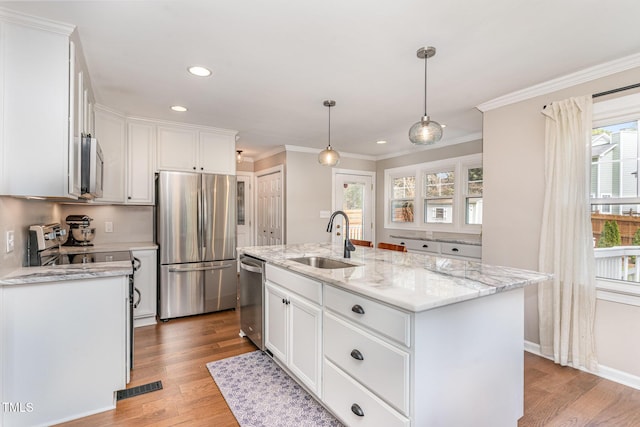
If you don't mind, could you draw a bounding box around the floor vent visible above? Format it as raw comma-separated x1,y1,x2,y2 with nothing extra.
116,380,163,401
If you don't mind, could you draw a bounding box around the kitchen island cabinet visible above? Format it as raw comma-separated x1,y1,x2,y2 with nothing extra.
239,243,550,427
0,264,131,427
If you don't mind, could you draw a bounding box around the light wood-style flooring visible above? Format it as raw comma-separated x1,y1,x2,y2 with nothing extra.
57,309,640,427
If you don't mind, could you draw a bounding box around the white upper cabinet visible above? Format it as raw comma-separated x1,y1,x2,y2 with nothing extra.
0,10,93,198
127,120,156,205
157,125,237,175
156,126,199,172
94,106,126,203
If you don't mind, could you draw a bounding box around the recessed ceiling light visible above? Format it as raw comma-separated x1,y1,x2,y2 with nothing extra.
441,124,447,128
171,105,187,112
188,66,212,77
376,140,387,144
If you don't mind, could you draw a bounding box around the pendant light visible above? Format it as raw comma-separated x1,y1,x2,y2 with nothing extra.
318,100,341,167
409,46,443,145
236,150,243,163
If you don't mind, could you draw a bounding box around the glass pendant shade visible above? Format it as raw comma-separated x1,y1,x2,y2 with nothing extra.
409,46,443,145
318,99,340,167
409,115,443,145
318,146,340,166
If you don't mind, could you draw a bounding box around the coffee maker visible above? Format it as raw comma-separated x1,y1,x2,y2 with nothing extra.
64,215,96,246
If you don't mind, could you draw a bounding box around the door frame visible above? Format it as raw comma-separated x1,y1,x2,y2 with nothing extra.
332,168,376,244
255,165,285,245
236,171,254,247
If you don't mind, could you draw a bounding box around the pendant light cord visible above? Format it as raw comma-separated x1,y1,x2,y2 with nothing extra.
423,54,428,117
328,104,332,148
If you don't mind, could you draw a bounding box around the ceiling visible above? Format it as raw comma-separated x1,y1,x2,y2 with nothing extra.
2,0,639,160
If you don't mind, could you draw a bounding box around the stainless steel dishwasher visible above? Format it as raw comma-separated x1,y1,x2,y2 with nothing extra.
239,254,265,350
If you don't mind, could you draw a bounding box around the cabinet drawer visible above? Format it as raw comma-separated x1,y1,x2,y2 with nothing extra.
324,285,411,347
265,264,322,305
403,239,440,254
440,242,482,259
324,312,409,415
323,359,410,427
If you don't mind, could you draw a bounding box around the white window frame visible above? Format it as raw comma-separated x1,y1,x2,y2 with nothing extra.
383,153,482,233
592,92,640,302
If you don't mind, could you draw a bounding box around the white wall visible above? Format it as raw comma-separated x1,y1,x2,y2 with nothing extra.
285,151,376,244
0,196,59,275
482,66,640,379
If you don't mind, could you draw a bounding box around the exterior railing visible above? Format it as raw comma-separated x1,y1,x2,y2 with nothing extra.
594,246,640,282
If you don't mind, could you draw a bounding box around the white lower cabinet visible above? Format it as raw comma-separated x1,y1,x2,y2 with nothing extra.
265,265,322,397
132,249,157,327
323,359,410,427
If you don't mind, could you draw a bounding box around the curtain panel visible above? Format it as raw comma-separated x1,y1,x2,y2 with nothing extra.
538,96,597,371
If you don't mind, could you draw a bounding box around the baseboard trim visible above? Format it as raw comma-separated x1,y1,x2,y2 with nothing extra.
524,340,640,391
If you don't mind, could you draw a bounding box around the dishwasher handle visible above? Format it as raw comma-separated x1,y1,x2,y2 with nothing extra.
240,261,263,274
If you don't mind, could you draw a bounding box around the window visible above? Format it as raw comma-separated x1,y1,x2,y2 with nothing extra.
424,170,454,224
465,167,483,225
384,154,482,232
390,175,415,223
591,92,640,292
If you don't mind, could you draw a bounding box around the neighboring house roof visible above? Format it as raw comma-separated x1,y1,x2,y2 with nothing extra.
592,143,616,158
592,133,611,146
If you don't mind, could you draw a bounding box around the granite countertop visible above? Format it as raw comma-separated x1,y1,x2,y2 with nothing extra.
389,235,482,246
0,242,156,286
0,261,133,286
239,243,549,313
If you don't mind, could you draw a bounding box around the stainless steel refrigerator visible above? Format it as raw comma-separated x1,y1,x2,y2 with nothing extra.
157,171,237,320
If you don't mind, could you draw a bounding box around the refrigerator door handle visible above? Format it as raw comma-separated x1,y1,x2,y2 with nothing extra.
169,264,234,273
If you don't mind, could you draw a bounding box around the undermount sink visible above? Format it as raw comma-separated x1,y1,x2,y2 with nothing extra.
289,256,357,269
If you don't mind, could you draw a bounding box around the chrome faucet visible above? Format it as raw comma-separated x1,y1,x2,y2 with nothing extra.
326,210,356,258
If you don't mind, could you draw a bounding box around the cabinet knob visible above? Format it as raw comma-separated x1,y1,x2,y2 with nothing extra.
452,247,459,252
350,349,364,361
400,242,405,245
193,166,196,170
422,244,428,248
128,196,132,200
351,304,365,315
351,404,365,417
201,167,204,170
282,298,286,304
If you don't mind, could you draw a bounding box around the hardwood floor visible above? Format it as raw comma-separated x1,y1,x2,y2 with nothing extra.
57,310,640,427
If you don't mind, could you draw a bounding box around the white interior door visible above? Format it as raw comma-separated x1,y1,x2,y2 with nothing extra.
236,174,254,248
257,169,283,245
333,172,374,244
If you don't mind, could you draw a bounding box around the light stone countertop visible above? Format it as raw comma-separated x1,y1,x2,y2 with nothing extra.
239,242,549,313
0,261,133,286
0,242,156,286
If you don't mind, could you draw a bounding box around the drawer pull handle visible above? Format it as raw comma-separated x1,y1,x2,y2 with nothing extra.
422,244,429,248
351,403,365,417
451,247,459,252
351,304,365,315
350,349,364,361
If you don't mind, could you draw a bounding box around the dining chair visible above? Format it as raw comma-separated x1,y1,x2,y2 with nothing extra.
350,239,373,248
377,242,407,252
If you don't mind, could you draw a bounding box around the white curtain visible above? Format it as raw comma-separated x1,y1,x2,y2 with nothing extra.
538,96,598,371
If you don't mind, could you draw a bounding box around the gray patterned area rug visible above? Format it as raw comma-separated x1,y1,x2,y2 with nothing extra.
207,350,343,427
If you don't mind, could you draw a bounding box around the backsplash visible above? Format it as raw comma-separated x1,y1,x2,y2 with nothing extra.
59,204,153,244
0,196,60,275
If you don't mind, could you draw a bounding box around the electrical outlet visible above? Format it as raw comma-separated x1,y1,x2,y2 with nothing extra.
6,230,14,253
105,222,113,233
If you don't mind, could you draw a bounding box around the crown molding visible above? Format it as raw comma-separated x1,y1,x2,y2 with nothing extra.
375,132,483,161
0,7,75,35
477,52,640,112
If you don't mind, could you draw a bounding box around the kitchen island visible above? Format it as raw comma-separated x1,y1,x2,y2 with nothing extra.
239,242,549,427
0,262,132,427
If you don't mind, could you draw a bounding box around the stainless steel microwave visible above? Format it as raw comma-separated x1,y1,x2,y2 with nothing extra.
80,135,104,199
